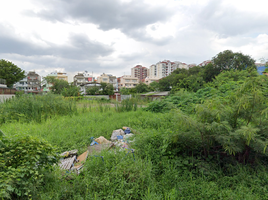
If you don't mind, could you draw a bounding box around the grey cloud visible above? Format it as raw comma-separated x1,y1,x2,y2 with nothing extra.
26,0,173,43
195,0,268,37
0,25,113,59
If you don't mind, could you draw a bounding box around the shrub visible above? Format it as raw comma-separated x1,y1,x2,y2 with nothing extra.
0,130,58,199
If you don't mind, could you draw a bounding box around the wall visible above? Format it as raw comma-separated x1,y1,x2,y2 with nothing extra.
84,95,110,100
0,95,15,103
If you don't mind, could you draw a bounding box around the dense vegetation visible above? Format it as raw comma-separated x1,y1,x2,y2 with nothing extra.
1,50,268,199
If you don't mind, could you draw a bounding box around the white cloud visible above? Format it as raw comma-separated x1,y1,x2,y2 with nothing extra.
0,0,268,82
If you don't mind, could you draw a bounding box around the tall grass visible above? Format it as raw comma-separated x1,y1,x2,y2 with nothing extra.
2,98,268,199
0,94,77,124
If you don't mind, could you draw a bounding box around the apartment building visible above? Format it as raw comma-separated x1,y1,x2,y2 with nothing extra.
118,75,139,89
149,60,181,79
131,65,149,81
97,73,117,89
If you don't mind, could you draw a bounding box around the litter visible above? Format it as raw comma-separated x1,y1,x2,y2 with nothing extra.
124,127,131,134
71,151,89,174
111,129,125,141
95,136,111,144
60,149,78,158
90,140,99,146
58,127,135,175
117,135,124,140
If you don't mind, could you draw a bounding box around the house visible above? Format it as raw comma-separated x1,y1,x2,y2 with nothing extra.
118,75,139,89
97,73,117,90
73,71,95,86
15,71,41,93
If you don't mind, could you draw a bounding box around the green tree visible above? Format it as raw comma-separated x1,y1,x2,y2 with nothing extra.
212,50,256,71
0,59,26,87
135,82,149,93
100,82,114,95
86,84,100,95
202,63,221,82
149,81,160,91
120,87,130,95
61,84,80,97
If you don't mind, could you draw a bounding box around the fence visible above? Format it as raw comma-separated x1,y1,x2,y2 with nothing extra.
0,88,17,94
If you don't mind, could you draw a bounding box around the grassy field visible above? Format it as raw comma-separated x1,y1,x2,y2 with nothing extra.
1,95,268,199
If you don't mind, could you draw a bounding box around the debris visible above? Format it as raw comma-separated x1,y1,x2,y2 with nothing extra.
117,135,124,140
124,127,131,134
59,156,77,170
71,151,89,174
95,136,111,144
122,126,130,130
60,149,78,158
111,129,125,141
123,133,134,140
88,143,111,154
90,140,99,146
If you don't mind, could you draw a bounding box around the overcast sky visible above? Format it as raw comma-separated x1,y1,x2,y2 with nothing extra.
1,0,268,82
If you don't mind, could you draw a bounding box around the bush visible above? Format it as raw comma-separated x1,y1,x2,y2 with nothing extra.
144,100,174,113
0,130,58,199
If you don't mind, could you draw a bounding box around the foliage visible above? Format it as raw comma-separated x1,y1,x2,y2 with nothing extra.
0,59,26,87
135,82,150,93
148,81,160,91
61,84,80,97
0,94,77,124
99,82,114,95
144,99,174,113
51,79,70,95
86,84,100,95
3,68,268,199
119,87,130,95
212,50,256,71
202,62,221,82
0,131,58,199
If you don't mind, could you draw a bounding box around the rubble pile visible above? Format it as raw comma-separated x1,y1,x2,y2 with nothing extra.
58,127,135,175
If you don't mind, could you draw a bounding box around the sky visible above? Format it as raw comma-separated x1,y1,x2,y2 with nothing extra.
1,0,268,82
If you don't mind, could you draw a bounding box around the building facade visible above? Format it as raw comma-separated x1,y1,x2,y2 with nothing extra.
97,73,117,89
131,65,149,81
73,71,95,86
15,71,41,93
118,75,139,89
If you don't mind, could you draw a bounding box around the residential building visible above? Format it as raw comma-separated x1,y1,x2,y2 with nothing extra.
15,71,41,93
73,71,95,86
56,72,68,81
149,60,180,79
97,73,117,89
198,60,211,67
131,65,149,81
143,77,160,85
118,75,139,89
